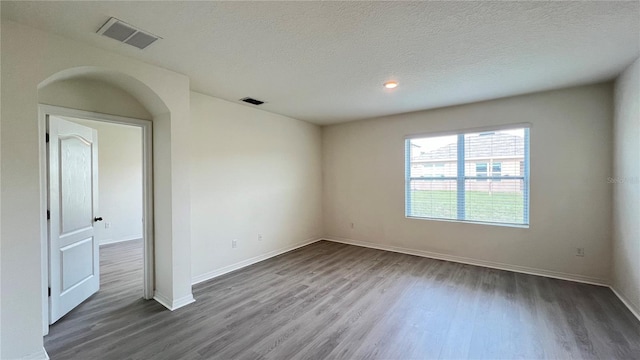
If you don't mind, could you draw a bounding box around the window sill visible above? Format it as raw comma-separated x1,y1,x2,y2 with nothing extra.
405,216,529,229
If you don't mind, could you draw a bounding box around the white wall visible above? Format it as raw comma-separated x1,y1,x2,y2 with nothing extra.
67,119,143,246
323,83,613,284
612,58,640,316
190,92,323,282
1,20,192,359
39,79,152,120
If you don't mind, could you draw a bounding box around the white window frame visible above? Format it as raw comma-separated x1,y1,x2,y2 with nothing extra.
404,124,530,227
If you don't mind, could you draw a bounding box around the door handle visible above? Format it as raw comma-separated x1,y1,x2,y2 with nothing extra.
94,217,103,222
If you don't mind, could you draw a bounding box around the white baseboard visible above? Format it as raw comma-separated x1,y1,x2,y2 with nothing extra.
23,347,50,360
99,236,142,246
192,236,323,285
610,286,640,322
324,236,609,287
153,291,195,311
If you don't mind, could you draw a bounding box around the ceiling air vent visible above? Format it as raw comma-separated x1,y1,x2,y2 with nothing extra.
97,17,161,50
240,97,265,105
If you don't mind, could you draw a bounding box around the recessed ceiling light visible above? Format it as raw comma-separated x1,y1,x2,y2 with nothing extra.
383,81,398,89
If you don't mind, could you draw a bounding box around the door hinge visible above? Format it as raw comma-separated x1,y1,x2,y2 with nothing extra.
47,210,50,220
48,287,51,297
46,133,49,143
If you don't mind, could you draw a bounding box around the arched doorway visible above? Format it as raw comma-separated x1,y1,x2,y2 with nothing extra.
1,23,195,356
37,67,169,335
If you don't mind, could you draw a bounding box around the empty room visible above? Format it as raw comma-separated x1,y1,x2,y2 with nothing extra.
1,1,639,360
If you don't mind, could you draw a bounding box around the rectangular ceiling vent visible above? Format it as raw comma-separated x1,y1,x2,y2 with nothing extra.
97,17,161,50
240,97,265,105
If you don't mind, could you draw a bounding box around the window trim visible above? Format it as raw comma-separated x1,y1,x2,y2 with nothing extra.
405,124,531,227
404,123,531,140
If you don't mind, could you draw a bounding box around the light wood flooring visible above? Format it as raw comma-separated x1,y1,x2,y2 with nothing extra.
44,240,640,359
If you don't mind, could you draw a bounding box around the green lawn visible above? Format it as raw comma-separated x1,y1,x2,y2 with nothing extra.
409,190,525,224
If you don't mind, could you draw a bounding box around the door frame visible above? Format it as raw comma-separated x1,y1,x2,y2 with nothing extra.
39,104,154,335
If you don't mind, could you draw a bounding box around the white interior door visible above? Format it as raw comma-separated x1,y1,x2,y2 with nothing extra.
48,116,100,324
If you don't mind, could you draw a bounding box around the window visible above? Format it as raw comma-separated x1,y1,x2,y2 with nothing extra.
492,162,502,176
492,162,501,181
434,163,445,177
476,162,488,181
405,126,529,226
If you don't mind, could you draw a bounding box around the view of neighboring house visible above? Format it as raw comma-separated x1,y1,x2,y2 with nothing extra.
409,131,526,193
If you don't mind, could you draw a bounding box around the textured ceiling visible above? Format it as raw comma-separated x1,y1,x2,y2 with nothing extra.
2,1,639,125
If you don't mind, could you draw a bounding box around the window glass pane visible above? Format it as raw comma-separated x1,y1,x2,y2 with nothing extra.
465,130,524,178
408,135,458,178
464,129,525,159
465,178,524,223
408,179,457,219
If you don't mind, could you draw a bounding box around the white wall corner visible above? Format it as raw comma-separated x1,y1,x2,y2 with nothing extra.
153,291,195,311
324,236,610,287
192,236,324,285
22,347,50,360
610,286,640,322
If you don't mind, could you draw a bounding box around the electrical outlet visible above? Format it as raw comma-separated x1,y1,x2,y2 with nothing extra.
258,234,263,241
232,239,237,248
105,222,111,229
576,247,585,257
